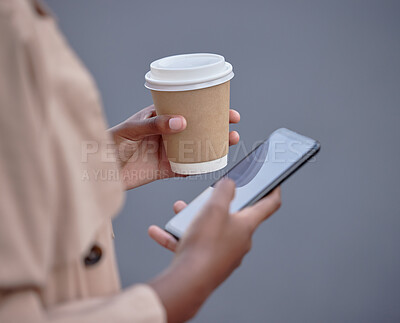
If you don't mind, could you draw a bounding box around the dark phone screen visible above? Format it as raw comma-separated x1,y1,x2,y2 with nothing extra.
166,129,317,237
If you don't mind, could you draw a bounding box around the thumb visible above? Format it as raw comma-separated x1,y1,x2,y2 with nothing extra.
206,178,236,213
122,115,187,140
189,178,235,229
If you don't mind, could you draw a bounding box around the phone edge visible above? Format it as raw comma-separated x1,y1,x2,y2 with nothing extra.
243,141,321,209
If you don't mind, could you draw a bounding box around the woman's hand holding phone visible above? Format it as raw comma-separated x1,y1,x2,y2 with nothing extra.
148,179,281,323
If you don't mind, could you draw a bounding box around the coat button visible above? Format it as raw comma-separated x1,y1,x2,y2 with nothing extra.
84,244,102,266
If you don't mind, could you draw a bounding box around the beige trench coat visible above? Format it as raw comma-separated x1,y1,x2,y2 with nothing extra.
0,0,165,322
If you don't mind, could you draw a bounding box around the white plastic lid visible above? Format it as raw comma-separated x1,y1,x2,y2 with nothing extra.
145,53,234,92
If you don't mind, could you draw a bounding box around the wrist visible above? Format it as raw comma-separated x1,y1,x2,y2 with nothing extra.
149,255,213,323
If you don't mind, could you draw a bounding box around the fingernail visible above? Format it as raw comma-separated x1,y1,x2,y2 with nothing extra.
169,117,183,130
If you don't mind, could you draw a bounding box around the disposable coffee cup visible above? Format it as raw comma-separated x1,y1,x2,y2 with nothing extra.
145,53,234,175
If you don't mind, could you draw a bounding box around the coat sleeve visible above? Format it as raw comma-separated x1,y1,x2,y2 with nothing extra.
0,2,165,322
0,285,165,323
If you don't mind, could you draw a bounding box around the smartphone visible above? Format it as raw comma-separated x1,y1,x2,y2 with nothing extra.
165,128,321,239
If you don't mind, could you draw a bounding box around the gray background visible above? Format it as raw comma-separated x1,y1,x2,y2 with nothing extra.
46,1,400,322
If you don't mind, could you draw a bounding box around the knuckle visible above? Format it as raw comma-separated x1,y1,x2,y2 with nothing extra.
244,220,255,234
150,116,165,132
147,117,159,132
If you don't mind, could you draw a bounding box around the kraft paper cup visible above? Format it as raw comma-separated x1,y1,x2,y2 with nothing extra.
145,53,234,175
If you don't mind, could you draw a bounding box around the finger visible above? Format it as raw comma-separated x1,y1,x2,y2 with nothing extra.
229,109,241,124
141,105,157,118
229,131,240,146
173,200,187,214
206,178,236,212
148,225,178,252
123,115,187,140
243,187,281,230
